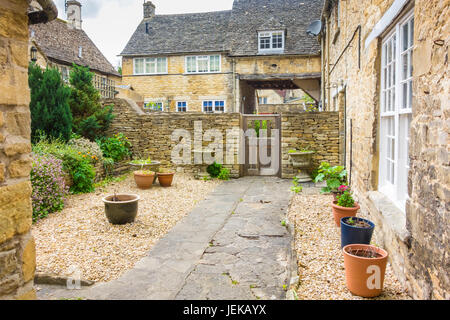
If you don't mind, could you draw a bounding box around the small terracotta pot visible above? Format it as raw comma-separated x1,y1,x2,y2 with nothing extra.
134,171,155,189
343,244,389,298
331,201,360,227
157,172,175,187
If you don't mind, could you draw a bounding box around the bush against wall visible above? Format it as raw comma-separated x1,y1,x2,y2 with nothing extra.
97,133,132,163
31,153,69,222
33,136,96,194
68,135,103,163
28,62,72,142
69,64,115,141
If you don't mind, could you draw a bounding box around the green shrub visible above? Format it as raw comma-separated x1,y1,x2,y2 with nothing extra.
29,63,72,142
313,162,348,194
218,168,230,181
31,153,69,222
69,64,115,141
68,137,103,163
207,162,222,178
97,133,132,162
337,191,355,208
32,137,96,194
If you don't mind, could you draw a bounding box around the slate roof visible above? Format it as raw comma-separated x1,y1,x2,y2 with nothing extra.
121,0,323,57
30,19,120,77
121,11,232,56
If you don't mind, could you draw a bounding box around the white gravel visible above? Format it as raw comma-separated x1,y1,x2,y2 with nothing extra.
32,173,221,282
288,191,411,300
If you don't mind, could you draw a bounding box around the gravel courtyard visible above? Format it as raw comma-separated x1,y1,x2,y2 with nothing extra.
288,191,411,300
32,173,221,283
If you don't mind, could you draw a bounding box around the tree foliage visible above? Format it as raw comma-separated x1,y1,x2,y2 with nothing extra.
68,64,114,141
29,63,72,142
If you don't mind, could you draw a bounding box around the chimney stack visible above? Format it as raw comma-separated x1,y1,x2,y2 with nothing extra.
143,1,155,19
67,0,82,30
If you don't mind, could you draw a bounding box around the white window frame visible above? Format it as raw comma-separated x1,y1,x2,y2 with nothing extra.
258,30,285,54
143,100,165,111
258,97,268,105
379,10,414,213
185,55,221,74
202,100,226,113
176,101,188,112
133,57,168,75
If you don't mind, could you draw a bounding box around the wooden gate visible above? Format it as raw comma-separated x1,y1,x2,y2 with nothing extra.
241,115,281,177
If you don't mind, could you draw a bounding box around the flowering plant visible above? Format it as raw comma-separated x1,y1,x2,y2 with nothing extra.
338,185,350,193
31,153,69,222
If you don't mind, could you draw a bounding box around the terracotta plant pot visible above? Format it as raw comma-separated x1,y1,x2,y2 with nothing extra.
102,194,140,225
331,201,360,227
343,244,389,298
158,172,175,187
133,171,155,189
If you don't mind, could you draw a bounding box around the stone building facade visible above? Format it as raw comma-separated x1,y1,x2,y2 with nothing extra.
120,0,322,114
0,0,57,300
321,0,449,299
28,0,121,98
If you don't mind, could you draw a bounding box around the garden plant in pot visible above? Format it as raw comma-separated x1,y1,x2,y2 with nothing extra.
102,192,140,225
331,190,360,227
340,216,375,248
158,168,175,187
343,244,389,298
134,170,156,189
313,162,348,200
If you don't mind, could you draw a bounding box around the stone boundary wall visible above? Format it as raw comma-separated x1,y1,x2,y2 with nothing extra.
0,0,36,300
281,112,340,178
105,99,341,180
104,99,241,178
259,104,316,114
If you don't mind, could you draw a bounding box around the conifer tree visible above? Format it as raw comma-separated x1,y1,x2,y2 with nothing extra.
68,64,114,141
29,63,72,142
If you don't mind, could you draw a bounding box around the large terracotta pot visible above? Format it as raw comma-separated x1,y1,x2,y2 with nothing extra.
158,172,175,187
102,194,140,225
134,171,155,189
331,201,360,227
343,244,388,298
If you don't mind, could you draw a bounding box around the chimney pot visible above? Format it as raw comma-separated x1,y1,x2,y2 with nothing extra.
143,1,155,19
67,0,82,30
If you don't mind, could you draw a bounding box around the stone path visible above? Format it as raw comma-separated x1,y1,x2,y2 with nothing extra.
37,177,294,300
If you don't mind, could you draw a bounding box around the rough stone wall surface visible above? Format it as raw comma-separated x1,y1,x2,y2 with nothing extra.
105,99,340,181
0,0,36,300
323,0,449,299
281,112,340,178
104,99,242,178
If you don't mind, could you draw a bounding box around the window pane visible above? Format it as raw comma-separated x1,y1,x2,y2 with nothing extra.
210,55,220,72
260,37,270,49
402,52,408,79
146,58,156,74
408,81,412,109
198,57,208,72
272,33,283,48
187,57,196,73
409,19,414,47
157,58,166,73
402,23,409,51
135,58,144,74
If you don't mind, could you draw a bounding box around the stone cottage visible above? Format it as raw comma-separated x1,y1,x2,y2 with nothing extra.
0,0,58,300
320,0,449,299
120,0,323,113
29,0,121,98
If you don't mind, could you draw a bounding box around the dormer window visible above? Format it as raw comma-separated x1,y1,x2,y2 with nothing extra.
258,31,285,54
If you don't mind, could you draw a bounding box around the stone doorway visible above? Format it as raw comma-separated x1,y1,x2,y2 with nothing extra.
241,114,281,177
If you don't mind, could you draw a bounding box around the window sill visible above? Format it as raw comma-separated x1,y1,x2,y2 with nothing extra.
367,191,410,243
257,50,285,55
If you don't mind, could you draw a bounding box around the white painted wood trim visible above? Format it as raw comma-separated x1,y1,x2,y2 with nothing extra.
365,0,409,49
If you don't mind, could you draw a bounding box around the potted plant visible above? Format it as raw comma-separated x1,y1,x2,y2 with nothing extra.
331,191,360,227
343,244,389,298
157,168,175,187
341,217,375,248
314,162,348,200
102,193,140,225
134,170,156,189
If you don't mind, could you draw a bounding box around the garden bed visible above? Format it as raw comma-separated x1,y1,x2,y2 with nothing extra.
32,173,221,282
287,192,411,300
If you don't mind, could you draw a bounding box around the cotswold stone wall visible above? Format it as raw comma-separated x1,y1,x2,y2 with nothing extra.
104,99,241,178
323,0,449,299
0,0,36,300
281,112,340,178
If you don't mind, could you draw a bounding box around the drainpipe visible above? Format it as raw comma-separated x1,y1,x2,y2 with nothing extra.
28,0,58,25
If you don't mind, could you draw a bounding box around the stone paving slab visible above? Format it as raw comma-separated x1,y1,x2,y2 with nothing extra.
37,177,294,300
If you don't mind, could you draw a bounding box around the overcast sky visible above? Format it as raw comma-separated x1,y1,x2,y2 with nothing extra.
53,0,234,69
